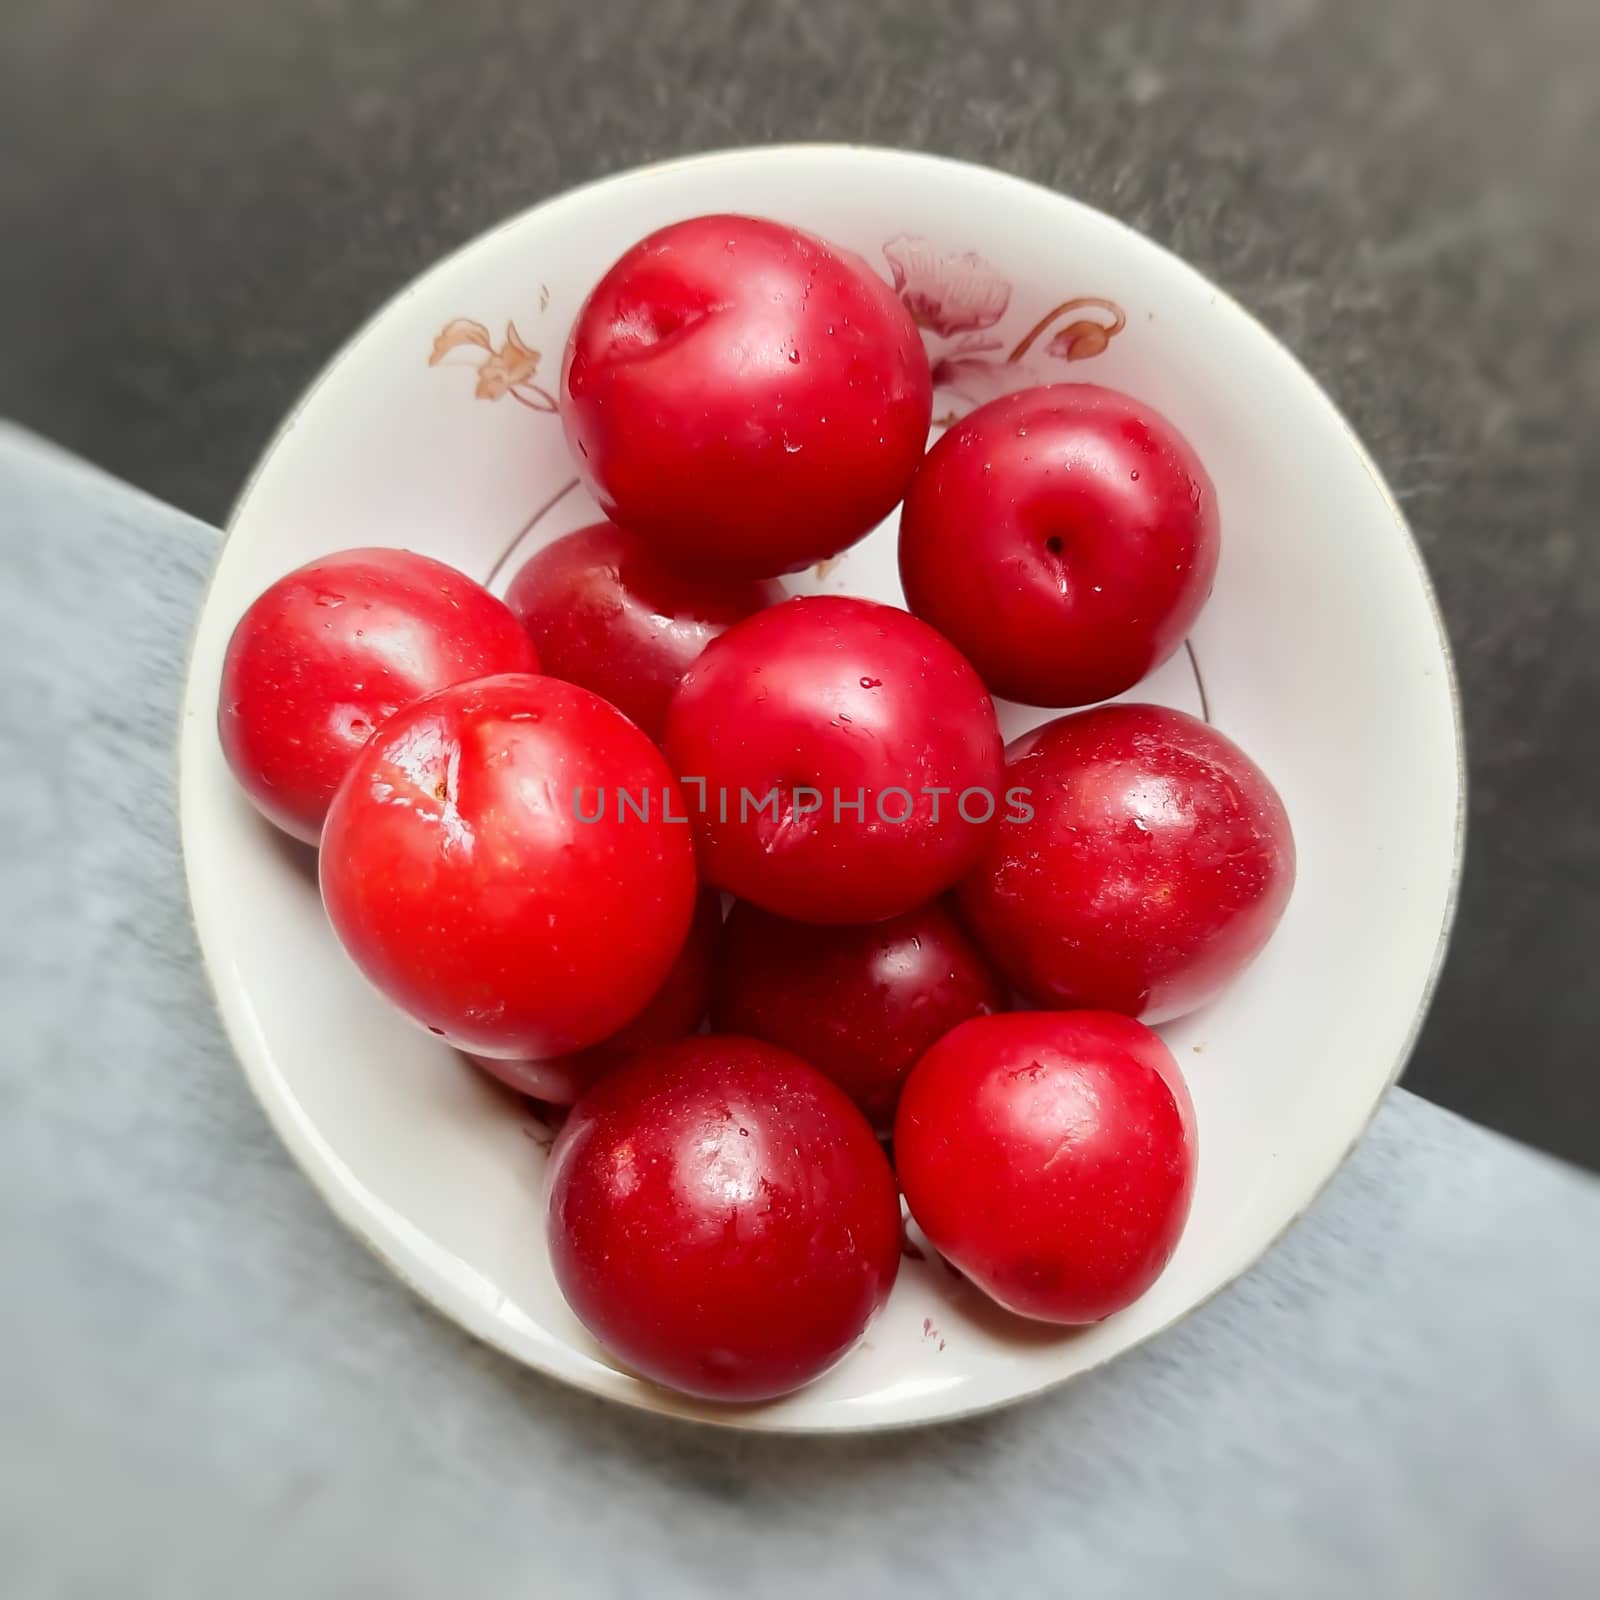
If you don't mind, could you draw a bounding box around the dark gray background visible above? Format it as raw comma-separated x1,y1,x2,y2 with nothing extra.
3,0,1597,1167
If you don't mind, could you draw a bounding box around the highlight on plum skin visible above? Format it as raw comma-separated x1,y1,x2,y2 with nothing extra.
561,213,933,578
894,1010,1198,1325
319,673,697,1061
546,1035,902,1402
218,547,537,843
959,703,1295,1024
899,383,1219,709
662,594,1005,926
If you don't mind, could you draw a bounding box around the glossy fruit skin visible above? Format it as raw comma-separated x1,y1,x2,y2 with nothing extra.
468,889,722,1104
894,1011,1197,1324
959,703,1294,1023
713,898,1005,1131
219,548,538,843
505,522,782,741
663,595,1006,925
561,214,934,577
547,1036,901,1401
899,384,1219,707
321,674,697,1058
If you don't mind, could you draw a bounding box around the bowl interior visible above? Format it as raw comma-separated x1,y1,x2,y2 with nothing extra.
179,147,1461,1430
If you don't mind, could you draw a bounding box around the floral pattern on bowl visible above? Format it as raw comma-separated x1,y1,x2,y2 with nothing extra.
429,318,559,413
882,235,1125,420
428,235,1125,428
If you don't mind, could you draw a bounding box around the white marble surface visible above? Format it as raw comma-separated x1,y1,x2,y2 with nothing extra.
1,424,1597,1598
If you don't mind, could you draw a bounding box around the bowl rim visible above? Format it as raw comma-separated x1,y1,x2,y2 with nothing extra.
178,142,1468,1433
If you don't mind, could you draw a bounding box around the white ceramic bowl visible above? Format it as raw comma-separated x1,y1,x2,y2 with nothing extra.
179,145,1464,1431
